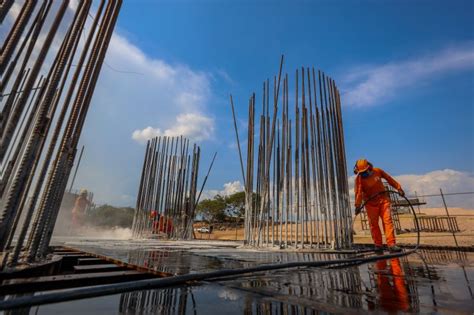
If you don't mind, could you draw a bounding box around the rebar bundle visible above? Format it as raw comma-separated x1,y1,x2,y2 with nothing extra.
0,0,122,267
235,57,352,249
132,136,201,240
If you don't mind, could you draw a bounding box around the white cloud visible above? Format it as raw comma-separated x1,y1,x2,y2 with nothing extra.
222,181,244,195
201,180,244,200
342,44,474,107
1,5,217,207
214,69,234,85
131,113,214,143
348,169,474,209
397,169,474,208
99,33,212,115
74,30,214,205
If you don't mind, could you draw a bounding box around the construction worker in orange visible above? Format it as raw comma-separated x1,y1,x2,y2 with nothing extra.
150,210,159,234
354,159,405,253
157,215,173,235
71,189,91,229
372,258,410,312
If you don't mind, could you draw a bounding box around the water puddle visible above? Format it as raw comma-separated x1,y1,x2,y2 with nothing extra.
7,239,474,314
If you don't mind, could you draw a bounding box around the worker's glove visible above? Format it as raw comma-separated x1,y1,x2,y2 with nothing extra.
398,188,405,197
354,206,362,216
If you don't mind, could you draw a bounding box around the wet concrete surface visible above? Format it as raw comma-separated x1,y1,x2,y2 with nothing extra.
6,239,474,314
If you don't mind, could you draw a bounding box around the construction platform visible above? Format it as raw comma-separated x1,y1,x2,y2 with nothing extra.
1,238,472,314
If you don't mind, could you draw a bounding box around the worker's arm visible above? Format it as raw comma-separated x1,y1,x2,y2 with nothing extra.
380,169,405,195
354,176,363,208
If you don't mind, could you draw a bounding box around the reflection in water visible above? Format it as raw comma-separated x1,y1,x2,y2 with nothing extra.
2,246,458,314
368,258,412,312
119,287,196,315
114,249,473,314
118,285,338,315
120,250,194,314
126,248,243,275
418,248,468,265
0,241,471,314
1,293,33,315
243,299,321,315
240,266,364,310
120,252,368,314
417,249,473,300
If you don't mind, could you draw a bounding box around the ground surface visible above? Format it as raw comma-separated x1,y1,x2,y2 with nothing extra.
194,207,474,247
15,237,472,314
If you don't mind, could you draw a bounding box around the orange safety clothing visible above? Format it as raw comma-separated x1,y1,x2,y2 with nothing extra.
365,200,396,246
355,167,401,208
71,195,90,228
354,167,402,247
374,258,410,312
157,216,173,235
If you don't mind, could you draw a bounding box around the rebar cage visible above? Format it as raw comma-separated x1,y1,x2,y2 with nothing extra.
237,59,352,249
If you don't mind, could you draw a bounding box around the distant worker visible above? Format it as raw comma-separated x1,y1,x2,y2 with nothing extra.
150,210,160,234
157,215,173,235
353,159,405,253
71,189,91,228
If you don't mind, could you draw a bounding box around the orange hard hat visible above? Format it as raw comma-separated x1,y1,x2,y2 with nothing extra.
354,159,371,174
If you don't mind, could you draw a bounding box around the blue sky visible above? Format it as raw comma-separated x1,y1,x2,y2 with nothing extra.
70,0,473,207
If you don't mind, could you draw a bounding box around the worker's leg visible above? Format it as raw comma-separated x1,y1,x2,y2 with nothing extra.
390,258,410,311
380,201,396,246
375,259,394,311
366,204,383,247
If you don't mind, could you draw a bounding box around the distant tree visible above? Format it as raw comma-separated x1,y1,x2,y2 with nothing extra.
196,195,227,222
225,191,245,218
196,191,260,223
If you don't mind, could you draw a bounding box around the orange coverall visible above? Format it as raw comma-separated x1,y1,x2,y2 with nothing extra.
354,167,401,247
374,258,410,312
71,195,90,228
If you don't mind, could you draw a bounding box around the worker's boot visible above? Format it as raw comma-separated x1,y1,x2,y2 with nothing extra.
374,246,384,255
388,245,402,253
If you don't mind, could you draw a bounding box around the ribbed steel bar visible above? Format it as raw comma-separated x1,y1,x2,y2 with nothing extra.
26,0,106,252
1,1,47,97
236,58,351,249
0,75,43,198
1,0,42,128
36,0,123,258
0,0,67,161
131,136,202,239
0,0,15,23
0,0,37,73
22,0,101,255
0,0,70,249
25,0,121,261
0,0,121,268
4,0,89,256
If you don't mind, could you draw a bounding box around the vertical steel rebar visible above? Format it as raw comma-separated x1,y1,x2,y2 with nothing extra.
236,59,350,249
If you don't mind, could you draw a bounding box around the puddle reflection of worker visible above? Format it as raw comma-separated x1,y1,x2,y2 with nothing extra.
372,257,410,313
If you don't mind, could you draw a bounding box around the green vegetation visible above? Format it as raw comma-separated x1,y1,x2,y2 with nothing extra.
196,191,258,223
85,204,135,228
83,191,252,228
